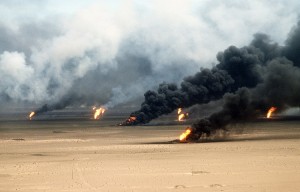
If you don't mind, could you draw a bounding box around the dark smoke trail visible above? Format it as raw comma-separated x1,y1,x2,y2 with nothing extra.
189,59,300,140
284,21,300,67
32,95,81,116
188,88,255,140
121,42,269,125
122,21,300,126
127,69,234,124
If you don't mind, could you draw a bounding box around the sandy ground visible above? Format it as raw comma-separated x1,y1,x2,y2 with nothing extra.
0,120,300,192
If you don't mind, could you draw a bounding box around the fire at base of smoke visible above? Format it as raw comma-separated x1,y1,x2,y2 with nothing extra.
122,21,300,141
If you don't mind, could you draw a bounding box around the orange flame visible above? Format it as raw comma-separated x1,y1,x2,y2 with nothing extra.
177,108,182,114
266,107,277,118
29,112,35,120
179,128,192,142
177,108,188,121
128,116,136,122
93,107,106,120
120,116,137,125
178,114,185,121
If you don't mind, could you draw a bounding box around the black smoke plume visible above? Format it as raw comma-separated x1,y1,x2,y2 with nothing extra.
31,95,81,116
122,21,300,129
189,60,300,140
126,69,235,124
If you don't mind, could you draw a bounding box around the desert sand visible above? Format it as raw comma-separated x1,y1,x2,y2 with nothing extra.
0,119,300,192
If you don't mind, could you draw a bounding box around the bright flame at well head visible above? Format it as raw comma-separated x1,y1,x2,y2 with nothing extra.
29,112,35,120
177,108,182,114
179,127,192,142
177,108,188,121
120,116,137,125
266,107,277,118
128,116,137,122
93,107,106,120
178,113,189,121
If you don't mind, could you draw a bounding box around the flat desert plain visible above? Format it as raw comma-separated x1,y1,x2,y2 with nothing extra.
0,119,300,192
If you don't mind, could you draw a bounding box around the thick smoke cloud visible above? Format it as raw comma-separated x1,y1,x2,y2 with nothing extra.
0,1,299,113
284,21,300,67
192,33,300,137
124,21,300,128
124,47,260,124
191,60,300,139
125,68,235,124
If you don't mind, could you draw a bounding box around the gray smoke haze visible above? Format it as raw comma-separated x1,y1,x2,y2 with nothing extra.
0,1,299,113
123,20,300,127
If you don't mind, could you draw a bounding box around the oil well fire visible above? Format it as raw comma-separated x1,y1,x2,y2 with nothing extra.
119,22,300,142
28,106,106,121
27,21,300,143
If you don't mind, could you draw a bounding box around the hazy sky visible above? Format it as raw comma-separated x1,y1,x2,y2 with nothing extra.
0,0,299,109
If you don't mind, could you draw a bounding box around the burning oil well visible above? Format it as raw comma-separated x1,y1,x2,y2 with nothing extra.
121,22,300,141
28,103,106,121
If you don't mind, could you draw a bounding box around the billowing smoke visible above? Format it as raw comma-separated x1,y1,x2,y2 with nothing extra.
191,59,300,139
123,21,300,129
124,69,234,124
1,1,299,114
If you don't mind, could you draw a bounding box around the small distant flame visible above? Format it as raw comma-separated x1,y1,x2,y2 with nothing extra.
29,112,35,120
179,127,192,142
177,108,182,115
127,116,137,122
120,116,137,125
178,113,186,121
92,106,106,120
177,108,189,121
266,107,277,118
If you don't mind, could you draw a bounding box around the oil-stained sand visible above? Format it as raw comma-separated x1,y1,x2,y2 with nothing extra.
0,120,300,192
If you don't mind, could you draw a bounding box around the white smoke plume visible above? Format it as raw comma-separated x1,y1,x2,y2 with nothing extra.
0,0,299,110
